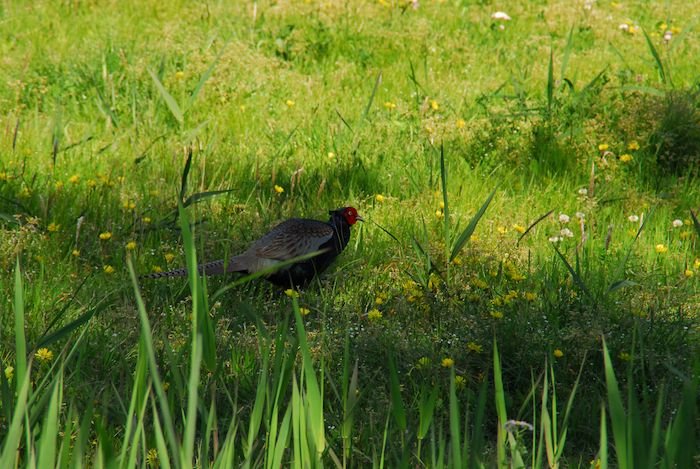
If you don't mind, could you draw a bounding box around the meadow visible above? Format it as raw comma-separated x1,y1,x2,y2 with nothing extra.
1,0,699,467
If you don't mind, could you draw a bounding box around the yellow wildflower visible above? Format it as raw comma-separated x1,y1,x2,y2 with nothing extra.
35,348,54,362
4,366,14,380
452,257,462,266
99,232,112,240
54,181,63,190
512,224,526,234
655,244,668,254
472,278,488,289
694,259,700,269
274,185,284,194
69,175,79,184
175,71,185,80
684,269,694,278
164,253,175,263
553,349,564,358
152,266,163,273
598,143,609,151
327,152,335,159
430,100,439,111
87,179,97,188
490,310,503,319
299,307,311,316
467,342,482,353
126,241,137,250
47,222,60,232
456,119,466,129
146,448,158,466
143,217,152,224
435,210,444,219
72,249,80,257
375,194,385,203
619,154,633,163
441,357,454,368
455,375,466,389
627,140,640,151
524,292,536,301
367,309,383,321
123,200,136,211
103,265,115,274
680,231,691,240
497,226,508,235
284,289,299,298
383,101,396,109
285,99,295,107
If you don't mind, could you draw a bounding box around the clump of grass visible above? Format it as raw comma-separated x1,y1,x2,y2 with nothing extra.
650,88,700,176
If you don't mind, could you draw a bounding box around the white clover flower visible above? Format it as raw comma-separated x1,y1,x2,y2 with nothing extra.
619,23,630,32
663,30,672,42
575,212,585,220
548,236,562,243
491,11,511,21
578,188,588,196
559,213,570,223
628,215,639,223
672,219,683,228
560,228,574,238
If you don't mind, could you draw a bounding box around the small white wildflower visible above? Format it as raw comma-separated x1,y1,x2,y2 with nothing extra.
663,30,672,42
578,188,588,196
559,213,570,224
504,420,534,432
549,236,562,243
628,215,639,223
491,11,511,21
575,212,585,220
619,23,630,32
560,228,574,238
672,219,683,228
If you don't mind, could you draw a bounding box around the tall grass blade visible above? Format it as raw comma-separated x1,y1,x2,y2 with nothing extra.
560,26,575,79
149,69,184,124
37,377,61,469
448,371,462,469
450,187,497,262
546,48,554,112
641,29,666,85
517,210,554,245
602,338,629,469
360,72,382,124
440,143,451,264
599,405,608,469
552,245,593,300
690,209,700,238
187,37,232,110
388,354,407,432
13,257,27,389
493,340,507,468
0,362,31,467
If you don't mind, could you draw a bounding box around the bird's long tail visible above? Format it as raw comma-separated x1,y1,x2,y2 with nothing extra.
142,257,247,279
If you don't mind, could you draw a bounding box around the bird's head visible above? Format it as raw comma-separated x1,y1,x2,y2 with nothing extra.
330,207,364,225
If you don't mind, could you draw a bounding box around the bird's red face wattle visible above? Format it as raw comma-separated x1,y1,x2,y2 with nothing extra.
342,207,363,225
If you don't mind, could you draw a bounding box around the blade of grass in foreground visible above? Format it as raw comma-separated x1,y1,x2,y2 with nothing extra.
450,187,498,262
13,257,27,390
602,338,630,469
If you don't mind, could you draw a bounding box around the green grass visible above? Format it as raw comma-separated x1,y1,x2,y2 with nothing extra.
1,0,699,466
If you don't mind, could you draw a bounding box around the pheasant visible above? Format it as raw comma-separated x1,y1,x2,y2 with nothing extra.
144,207,363,287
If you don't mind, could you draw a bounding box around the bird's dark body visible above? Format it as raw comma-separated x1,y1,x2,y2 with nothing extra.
266,214,352,286
143,207,361,287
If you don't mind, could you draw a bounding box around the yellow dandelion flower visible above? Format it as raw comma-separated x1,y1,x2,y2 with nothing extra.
125,241,137,250
47,222,60,232
435,210,444,219
69,175,80,184
598,143,609,151
4,366,14,380
441,357,454,368
328,151,335,159
524,292,536,301
35,348,54,362
72,249,80,257
467,342,482,353
685,269,694,278
512,224,526,234
375,296,384,305
694,259,700,269
164,253,175,263
455,375,466,388
383,101,396,109
620,153,633,163
497,226,508,235
285,99,295,107
143,217,152,224
452,257,462,266
103,265,115,274
375,194,385,203
490,310,503,319
367,309,383,321
456,118,466,129
655,244,668,254
54,181,63,190
284,289,299,298
299,307,311,316
627,140,640,151
553,349,564,358
430,100,439,111
175,70,185,80
99,232,112,240
274,185,284,194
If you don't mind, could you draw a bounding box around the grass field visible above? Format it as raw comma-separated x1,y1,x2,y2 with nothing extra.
1,0,699,467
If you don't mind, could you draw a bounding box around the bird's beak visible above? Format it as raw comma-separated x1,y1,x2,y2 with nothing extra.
355,215,364,222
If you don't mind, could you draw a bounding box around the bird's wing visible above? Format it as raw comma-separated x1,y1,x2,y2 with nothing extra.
250,219,333,260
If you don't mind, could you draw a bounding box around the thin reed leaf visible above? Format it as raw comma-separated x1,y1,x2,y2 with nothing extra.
602,338,630,469
448,371,462,469
642,28,666,85
388,354,407,432
450,187,498,262
13,257,27,389
149,69,184,124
